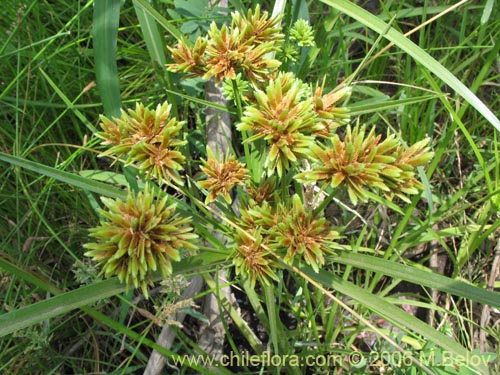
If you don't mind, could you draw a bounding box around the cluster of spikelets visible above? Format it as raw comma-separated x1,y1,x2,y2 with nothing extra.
85,4,435,294
199,147,249,204
167,5,283,83
97,102,186,185
295,125,434,204
232,194,339,287
197,149,339,286
84,185,197,298
237,72,351,177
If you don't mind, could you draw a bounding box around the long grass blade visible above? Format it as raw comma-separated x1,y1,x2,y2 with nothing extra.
0,252,226,338
332,251,500,307
301,265,490,375
132,0,186,43
0,152,126,200
93,0,122,117
133,0,166,66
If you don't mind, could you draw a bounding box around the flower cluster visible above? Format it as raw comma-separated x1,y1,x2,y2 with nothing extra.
97,102,186,185
272,195,338,272
199,147,249,204
313,81,351,136
289,19,315,47
233,194,338,286
84,185,197,297
237,72,350,177
295,124,434,204
167,5,283,83
233,228,279,288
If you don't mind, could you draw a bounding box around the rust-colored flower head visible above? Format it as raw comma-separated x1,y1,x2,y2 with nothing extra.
204,22,246,82
240,42,281,84
246,176,278,205
313,80,351,136
167,37,207,77
84,185,198,298
295,124,434,204
199,147,249,204
166,6,282,84
238,199,278,231
272,195,338,272
237,72,323,177
97,102,186,185
233,228,279,288
385,138,434,202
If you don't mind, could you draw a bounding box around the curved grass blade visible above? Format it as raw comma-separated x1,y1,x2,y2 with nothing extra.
332,251,500,308
133,0,166,66
319,0,500,132
0,251,227,338
0,152,126,200
93,0,121,117
132,0,187,44
348,94,441,116
0,252,60,296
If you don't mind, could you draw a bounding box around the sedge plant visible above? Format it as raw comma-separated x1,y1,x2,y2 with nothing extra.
1,1,499,374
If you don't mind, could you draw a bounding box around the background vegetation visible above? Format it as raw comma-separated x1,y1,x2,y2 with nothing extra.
0,0,499,374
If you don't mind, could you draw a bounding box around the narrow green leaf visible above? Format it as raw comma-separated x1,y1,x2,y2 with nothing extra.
132,0,187,44
38,68,98,133
0,152,126,200
164,87,233,113
0,254,60,296
319,0,500,132
0,256,232,373
0,252,226,338
133,1,166,65
348,94,441,116
93,0,121,117
480,0,494,25
332,251,500,308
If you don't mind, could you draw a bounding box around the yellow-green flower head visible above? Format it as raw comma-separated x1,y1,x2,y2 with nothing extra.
295,125,434,204
84,185,197,298
233,228,279,288
272,195,338,272
222,73,250,101
199,147,249,204
237,72,323,177
97,102,187,185
231,4,284,45
290,19,315,47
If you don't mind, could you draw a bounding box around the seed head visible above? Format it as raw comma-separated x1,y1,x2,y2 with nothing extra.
296,125,434,204
237,72,322,176
97,102,186,185
84,185,197,298
199,147,249,204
